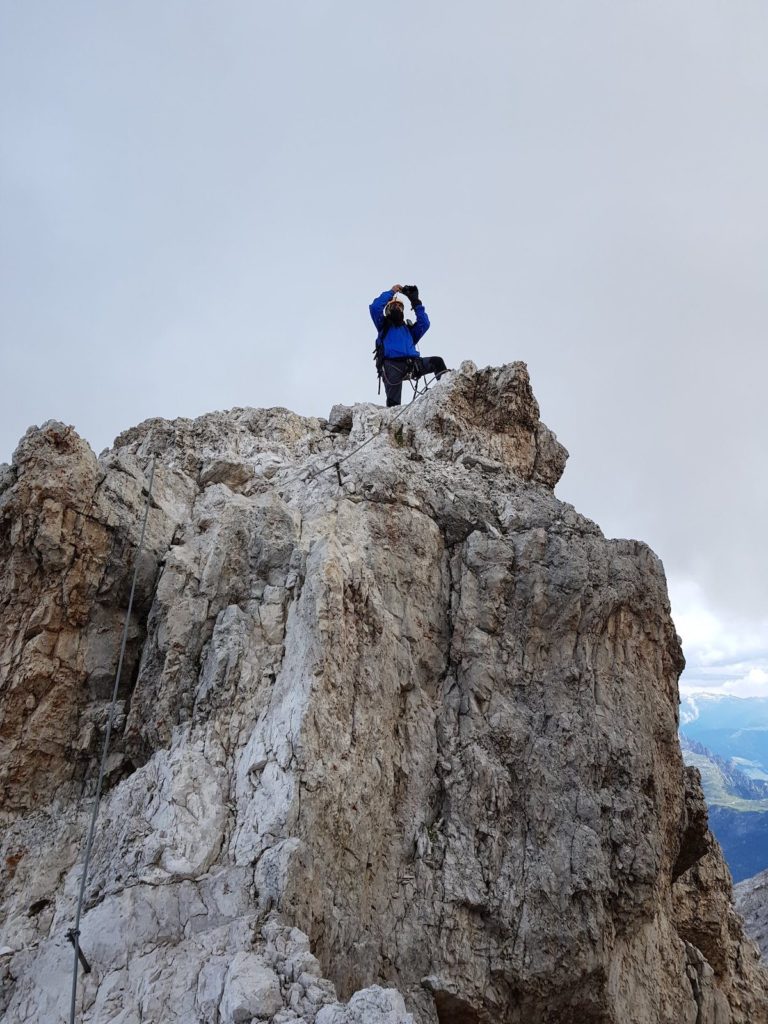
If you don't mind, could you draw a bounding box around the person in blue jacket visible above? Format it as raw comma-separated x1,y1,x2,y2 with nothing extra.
369,283,448,407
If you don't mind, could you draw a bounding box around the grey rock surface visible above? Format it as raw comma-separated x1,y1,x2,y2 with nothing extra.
1,362,766,1023
735,868,768,958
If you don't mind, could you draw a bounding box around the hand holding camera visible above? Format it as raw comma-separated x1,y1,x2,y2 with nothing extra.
401,285,421,308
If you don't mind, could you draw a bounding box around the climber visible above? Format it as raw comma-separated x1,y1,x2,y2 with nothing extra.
369,284,448,407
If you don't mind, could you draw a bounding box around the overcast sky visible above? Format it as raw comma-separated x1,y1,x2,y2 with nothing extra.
1,1,766,695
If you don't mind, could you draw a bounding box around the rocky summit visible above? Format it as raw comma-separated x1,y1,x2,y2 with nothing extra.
0,361,766,1024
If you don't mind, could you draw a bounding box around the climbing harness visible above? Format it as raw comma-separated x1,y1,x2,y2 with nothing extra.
406,370,437,400
377,356,437,402
67,456,156,1024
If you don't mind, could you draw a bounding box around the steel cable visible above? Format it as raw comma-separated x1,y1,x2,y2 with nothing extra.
277,378,436,493
68,456,156,1024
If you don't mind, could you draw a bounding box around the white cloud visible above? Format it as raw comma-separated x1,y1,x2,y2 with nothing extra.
679,694,700,725
670,577,768,698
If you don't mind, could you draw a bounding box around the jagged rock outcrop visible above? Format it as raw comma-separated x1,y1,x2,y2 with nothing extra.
735,869,768,958
672,773,766,1020
1,361,766,1023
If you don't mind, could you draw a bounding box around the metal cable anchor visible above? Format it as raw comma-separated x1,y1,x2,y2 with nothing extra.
65,929,91,975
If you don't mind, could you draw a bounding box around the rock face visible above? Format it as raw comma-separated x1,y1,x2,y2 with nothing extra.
735,869,768,958
1,361,766,1023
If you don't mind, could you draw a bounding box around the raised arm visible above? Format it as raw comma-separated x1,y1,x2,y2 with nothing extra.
369,284,403,329
410,302,430,343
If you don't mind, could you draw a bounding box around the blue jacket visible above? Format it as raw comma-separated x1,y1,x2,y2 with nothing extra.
369,289,430,359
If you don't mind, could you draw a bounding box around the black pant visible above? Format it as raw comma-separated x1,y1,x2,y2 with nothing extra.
383,356,448,407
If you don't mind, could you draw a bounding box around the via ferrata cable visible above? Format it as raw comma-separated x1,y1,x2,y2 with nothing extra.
278,376,436,493
67,456,156,1024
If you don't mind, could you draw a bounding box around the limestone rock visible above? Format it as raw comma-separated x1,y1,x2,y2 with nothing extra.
327,405,354,434
673,782,767,1022
0,421,183,811
315,987,413,1023
220,952,284,1021
199,458,256,491
735,868,768,957
0,364,766,1023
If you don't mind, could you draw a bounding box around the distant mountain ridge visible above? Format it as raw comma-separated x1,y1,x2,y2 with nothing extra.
679,733,768,802
680,720,768,882
681,694,768,780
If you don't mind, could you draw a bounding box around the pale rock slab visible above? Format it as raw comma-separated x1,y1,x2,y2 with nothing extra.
315,986,414,1024
220,952,284,1021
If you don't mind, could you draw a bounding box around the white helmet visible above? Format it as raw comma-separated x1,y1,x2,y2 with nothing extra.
384,293,414,323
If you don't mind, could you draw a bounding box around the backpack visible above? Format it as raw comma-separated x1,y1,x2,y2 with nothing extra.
372,322,390,391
